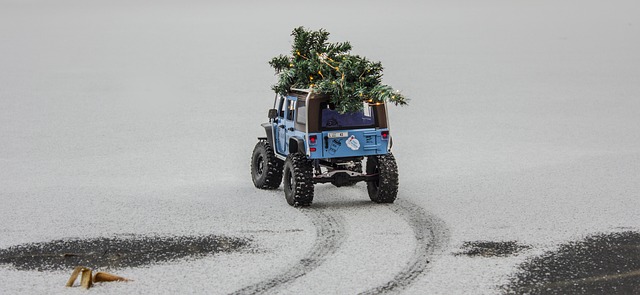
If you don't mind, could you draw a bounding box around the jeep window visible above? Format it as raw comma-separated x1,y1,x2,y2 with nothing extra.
286,99,295,120
277,96,286,118
296,101,306,125
320,102,376,130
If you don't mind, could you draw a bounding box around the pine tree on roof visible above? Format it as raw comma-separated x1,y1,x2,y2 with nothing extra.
269,27,408,113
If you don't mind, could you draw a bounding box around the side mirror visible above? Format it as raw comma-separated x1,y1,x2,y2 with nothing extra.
268,109,278,119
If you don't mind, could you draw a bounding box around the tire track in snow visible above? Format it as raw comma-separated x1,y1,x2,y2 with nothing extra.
359,199,450,295
230,206,346,295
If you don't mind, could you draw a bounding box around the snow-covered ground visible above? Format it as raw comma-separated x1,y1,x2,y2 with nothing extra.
1,0,639,294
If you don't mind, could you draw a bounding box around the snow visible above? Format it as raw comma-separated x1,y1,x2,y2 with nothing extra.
1,0,640,294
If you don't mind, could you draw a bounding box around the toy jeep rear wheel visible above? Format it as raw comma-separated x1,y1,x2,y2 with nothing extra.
366,153,399,203
251,140,283,189
283,153,314,206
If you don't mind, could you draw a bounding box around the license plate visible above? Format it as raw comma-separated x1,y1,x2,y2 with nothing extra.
328,131,348,138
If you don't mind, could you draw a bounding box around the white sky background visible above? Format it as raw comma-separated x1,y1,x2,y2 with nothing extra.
1,0,640,293
1,0,638,189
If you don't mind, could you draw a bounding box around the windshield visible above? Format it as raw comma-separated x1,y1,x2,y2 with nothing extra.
320,103,376,130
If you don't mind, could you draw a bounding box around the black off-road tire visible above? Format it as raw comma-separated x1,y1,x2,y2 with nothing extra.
251,140,283,189
283,153,314,206
366,153,399,203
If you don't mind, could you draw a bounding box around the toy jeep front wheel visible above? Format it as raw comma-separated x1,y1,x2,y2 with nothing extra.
283,153,314,206
251,140,283,189
366,153,399,203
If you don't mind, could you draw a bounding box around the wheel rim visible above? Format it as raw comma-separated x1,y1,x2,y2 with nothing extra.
371,158,380,188
287,170,294,191
373,166,380,188
255,155,264,176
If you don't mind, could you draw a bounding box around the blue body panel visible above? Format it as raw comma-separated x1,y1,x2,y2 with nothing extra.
272,94,390,160
306,129,389,159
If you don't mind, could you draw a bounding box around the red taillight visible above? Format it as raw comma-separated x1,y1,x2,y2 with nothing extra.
309,135,317,144
381,131,389,140
310,147,317,152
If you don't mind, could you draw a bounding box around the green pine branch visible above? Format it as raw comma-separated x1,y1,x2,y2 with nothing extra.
269,26,408,113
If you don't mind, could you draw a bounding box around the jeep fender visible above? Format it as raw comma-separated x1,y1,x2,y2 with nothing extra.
260,123,275,148
289,136,306,155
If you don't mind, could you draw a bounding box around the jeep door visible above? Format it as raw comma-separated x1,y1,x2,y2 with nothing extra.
275,96,296,155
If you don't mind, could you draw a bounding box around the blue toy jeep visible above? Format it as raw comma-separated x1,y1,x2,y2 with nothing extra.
251,89,399,206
